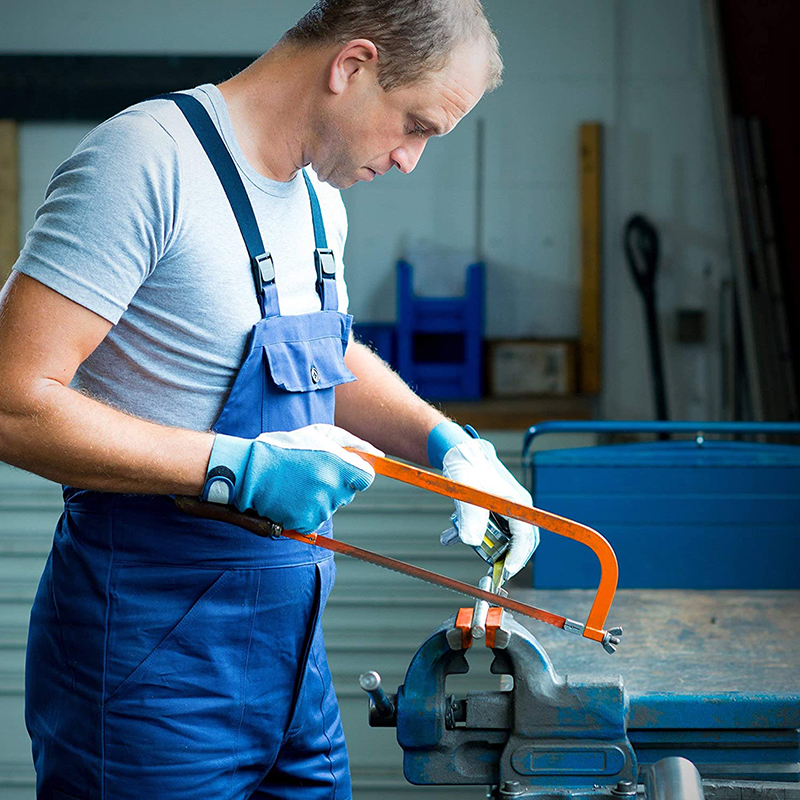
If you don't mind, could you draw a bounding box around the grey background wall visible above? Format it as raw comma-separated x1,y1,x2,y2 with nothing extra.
2,0,731,422
0,1,737,795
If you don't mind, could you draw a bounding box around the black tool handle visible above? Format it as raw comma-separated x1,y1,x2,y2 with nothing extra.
624,215,669,425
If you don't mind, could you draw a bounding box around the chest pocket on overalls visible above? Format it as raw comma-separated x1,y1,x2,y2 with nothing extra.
264,329,354,392
259,310,356,433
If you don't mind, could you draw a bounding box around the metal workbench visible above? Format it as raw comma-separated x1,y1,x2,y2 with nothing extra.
515,588,800,781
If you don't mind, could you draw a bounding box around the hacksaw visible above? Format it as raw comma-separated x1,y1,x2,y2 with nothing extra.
177,451,622,653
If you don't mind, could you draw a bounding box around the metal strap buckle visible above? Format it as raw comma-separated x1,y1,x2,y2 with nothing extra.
315,248,336,279
253,252,275,288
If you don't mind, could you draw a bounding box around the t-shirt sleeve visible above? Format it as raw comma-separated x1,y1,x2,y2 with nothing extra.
13,109,181,324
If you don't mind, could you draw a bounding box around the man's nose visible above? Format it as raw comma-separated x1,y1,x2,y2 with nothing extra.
390,138,428,174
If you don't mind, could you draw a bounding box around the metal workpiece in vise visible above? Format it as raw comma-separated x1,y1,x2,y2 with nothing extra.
361,609,636,799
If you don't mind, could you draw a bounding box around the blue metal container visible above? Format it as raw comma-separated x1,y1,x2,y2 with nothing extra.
523,422,800,589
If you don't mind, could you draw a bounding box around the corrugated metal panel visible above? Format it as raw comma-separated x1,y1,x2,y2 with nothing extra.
0,465,62,796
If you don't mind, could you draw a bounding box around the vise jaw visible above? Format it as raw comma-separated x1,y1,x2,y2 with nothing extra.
381,610,637,798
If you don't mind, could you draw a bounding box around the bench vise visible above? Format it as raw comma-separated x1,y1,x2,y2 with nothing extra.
361,608,638,798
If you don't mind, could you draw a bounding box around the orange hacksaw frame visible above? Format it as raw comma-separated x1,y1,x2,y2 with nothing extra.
355,451,619,648
177,451,620,651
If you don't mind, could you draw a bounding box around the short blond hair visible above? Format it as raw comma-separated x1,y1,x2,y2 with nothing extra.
282,0,503,92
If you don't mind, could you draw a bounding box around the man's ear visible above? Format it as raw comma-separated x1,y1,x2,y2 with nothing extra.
328,39,379,94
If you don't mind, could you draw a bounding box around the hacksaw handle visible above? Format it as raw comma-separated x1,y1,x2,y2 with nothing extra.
348,449,619,642
174,496,277,536
177,494,330,548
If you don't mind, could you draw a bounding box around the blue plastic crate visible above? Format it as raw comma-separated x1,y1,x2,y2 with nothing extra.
395,260,484,400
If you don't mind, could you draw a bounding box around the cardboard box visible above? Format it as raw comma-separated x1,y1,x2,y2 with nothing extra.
488,340,577,396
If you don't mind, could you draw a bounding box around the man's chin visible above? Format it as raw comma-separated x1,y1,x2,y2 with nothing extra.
323,164,372,190
326,175,360,190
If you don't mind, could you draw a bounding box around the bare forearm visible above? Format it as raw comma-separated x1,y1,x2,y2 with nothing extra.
0,273,212,493
335,341,446,466
0,380,213,495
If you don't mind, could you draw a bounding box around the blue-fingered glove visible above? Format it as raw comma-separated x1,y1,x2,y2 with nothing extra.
428,421,540,579
203,423,383,534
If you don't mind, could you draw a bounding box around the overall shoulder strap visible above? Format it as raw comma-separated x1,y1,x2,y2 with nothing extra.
302,170,339,312
155,92,278,318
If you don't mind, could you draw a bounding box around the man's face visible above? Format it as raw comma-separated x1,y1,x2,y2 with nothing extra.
312,42,489,189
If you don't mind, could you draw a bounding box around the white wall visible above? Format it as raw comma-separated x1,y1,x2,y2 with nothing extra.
2,0,731,420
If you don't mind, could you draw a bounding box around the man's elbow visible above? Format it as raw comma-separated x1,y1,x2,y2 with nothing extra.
0,377,62,454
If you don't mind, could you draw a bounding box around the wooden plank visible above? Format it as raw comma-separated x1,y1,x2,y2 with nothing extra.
0,120,18,286
579,122,603,395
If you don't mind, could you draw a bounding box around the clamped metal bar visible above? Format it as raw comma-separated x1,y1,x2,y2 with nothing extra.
471,576,493,640
454,606,511,651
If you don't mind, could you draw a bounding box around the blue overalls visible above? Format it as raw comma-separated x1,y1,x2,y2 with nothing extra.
25,93,355,800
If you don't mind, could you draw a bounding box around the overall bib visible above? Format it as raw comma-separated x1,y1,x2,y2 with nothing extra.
25,93,355,800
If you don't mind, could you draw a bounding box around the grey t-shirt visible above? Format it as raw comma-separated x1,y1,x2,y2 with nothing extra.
13,84,350,431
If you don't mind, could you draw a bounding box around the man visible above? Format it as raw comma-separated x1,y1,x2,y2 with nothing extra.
0,1,538,798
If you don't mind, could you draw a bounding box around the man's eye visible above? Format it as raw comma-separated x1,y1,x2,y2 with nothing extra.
410,121,427,137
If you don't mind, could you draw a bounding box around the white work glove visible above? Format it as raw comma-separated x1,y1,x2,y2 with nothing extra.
428,422,539,579
203,423,383,534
